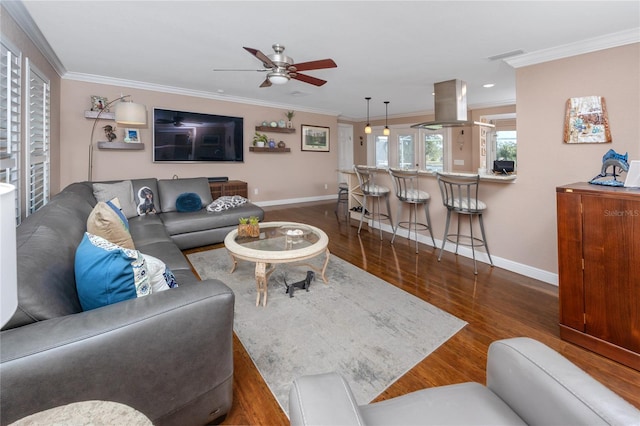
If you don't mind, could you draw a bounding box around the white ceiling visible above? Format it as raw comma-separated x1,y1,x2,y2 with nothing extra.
12,1,640,120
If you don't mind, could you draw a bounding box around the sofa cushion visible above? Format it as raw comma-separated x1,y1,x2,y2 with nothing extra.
207,195,248,212
75,233,151,311
176,192,203,212
93,180,138,218
86,199,135,249
157,177,212,213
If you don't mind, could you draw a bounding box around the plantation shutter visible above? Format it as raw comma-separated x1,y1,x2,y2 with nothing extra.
25,58,49,215
0,39,22,223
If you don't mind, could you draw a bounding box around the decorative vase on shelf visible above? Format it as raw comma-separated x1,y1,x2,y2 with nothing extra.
268,139,276,148
287,121,293,129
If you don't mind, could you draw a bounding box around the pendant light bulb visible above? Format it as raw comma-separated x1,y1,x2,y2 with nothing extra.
364,97,372,134
383,101,390,136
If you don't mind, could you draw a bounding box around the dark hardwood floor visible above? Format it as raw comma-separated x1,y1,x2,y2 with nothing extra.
186,201,640,425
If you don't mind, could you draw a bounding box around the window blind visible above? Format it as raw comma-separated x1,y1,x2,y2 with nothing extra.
1,39,22,223
25,59,49,216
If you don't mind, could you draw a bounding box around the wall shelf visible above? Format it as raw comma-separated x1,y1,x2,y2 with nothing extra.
249,147,291,153
97,141,144,150
255,126,295,134
85,110,115,120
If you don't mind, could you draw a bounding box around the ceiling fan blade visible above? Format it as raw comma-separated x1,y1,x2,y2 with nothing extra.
259,78,272,88
244,47,276,68
213,68,269,72
292,73,327,87
292,59,337,72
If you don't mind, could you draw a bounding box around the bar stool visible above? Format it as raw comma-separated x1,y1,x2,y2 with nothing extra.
353,165,393,240
436,172,493,274
388,168,436,253
335,182,349,222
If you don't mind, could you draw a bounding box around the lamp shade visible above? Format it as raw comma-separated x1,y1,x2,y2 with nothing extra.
114,101,147,126
0,183,18,327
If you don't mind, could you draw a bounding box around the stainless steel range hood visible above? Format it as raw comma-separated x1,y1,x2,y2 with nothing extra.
411,79,494,130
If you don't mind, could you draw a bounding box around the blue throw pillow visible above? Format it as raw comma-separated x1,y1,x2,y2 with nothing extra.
175,192,202,212
75,233,150,311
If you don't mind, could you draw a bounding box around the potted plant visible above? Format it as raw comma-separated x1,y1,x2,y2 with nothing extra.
253,132,268,148
238,216,260,237
285,111,295,128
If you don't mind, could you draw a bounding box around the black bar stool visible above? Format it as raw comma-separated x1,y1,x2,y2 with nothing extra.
335,182,349,222
436,172,493,274
388,168,436,253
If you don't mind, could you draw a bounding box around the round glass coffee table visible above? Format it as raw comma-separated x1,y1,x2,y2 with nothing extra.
224,221,330,307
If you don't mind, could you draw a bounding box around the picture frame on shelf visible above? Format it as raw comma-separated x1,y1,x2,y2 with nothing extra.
301,125,330,152
91,95,109,112
124,128,140,142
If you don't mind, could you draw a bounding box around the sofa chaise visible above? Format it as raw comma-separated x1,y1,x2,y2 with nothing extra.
290,337,640,425
1,177,263,425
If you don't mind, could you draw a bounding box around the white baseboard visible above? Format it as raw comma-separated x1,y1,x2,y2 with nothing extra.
364,220,558,286
255,196,559,286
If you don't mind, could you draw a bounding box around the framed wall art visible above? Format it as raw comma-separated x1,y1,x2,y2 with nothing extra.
563,96,612,144
91,95,109,112
124,128,140,142
301,125,330,152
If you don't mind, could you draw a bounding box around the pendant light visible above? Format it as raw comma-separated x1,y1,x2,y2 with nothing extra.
364,97,372,134
383,101,390,136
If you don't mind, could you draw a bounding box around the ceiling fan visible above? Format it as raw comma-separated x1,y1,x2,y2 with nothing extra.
213,44,337,87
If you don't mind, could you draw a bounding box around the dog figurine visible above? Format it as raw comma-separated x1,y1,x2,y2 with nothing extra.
284,271,315,298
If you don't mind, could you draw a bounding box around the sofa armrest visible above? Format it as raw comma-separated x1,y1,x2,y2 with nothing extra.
0,280,234,425
289,372,365,426
487,337,640,426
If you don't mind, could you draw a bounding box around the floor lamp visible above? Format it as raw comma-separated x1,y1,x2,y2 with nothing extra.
88,95,147,181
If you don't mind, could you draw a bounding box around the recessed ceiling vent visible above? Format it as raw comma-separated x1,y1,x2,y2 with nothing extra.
412,79,494,130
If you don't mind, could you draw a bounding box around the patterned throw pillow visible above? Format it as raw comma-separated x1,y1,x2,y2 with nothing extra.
142,253,179,292
136,186,157,216
75,233,150,311
206,195,248,212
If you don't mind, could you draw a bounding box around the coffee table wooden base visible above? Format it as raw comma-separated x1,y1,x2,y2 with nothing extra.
228,248,330,307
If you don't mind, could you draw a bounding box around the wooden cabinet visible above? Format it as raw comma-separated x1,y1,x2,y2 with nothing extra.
557,182,640,370
209,180,248,199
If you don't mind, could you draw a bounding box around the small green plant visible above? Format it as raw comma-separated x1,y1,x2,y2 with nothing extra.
248,216,260,225
239,217,249,225
253,132,268,146
285,110,295,121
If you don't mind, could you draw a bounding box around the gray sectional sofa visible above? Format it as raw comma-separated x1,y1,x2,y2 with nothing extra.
0,177,264,425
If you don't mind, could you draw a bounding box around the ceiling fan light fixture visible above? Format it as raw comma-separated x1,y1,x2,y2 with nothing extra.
268,72,290,85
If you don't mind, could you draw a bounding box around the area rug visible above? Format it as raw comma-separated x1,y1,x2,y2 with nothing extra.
187,248,466,416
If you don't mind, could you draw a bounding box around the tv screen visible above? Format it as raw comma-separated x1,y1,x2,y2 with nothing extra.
153,108,244,162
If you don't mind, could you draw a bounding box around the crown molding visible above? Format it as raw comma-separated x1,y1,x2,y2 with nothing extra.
2,0,66,77
505,28,640,68
63,71,341,117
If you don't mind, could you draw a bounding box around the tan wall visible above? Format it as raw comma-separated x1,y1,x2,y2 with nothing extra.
512,43,639,277
60,79,339,203
346,45,638,281
1,6,61,214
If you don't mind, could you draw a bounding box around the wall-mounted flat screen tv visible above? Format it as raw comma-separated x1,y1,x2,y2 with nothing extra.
153,108,244,162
